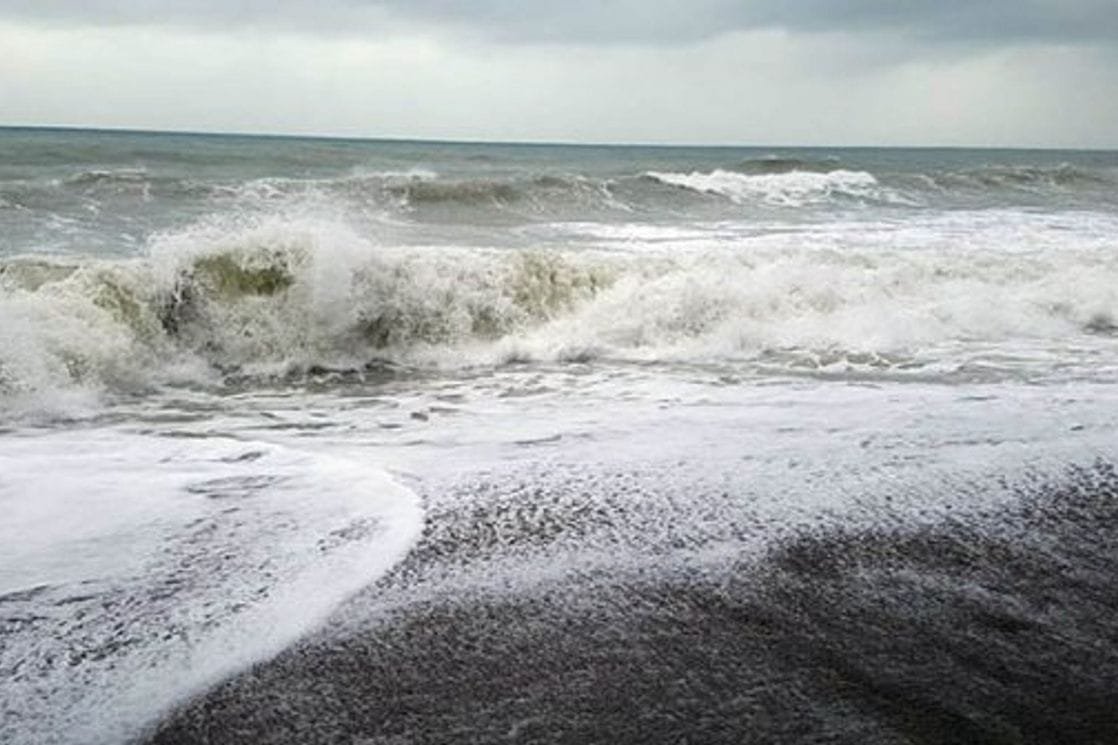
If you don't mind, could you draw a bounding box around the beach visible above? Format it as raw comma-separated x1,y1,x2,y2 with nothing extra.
2,129,1118,743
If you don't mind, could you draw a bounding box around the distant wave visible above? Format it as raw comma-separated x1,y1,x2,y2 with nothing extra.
6,161,1113,232
60,168,208,199
3,168,216,203
734,156,843,175
62,168,152,186
381,173,628,213
643,168,901,207
921,163,1114,192
385,177,535,206
3,214,1118,407
199,170,631,217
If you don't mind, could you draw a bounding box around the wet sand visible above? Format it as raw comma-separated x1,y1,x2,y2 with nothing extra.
147,462,1118,745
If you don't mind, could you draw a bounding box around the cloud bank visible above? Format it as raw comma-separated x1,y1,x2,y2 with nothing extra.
0,1,1116,147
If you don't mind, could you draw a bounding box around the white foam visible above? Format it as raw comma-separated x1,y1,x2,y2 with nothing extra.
528,247,1112,353
645,168,897,207
0,430,423,744
346,166,440,182
472,213,1118,375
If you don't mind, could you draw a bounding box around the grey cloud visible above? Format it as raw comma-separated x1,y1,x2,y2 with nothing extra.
0,1,353,29
2,0,1116,45
380,0,1118,45
750,0,1118,44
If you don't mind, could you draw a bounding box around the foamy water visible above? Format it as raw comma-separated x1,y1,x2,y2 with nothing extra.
0,431,422,744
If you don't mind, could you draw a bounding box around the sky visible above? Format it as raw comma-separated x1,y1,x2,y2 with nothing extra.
1,1,1116,148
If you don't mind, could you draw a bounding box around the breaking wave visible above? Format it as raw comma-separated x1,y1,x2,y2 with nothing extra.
643,169,905,207
3,213,1118,407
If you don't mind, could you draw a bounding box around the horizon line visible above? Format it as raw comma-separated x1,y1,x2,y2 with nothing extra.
2,123,1114,153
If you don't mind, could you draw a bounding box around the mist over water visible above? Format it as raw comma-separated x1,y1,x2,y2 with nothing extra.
2,128,1118,744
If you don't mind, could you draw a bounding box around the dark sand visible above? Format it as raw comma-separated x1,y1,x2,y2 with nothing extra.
147,462,1118,745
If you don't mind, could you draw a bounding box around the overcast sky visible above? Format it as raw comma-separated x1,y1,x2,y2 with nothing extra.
1,1,1116,147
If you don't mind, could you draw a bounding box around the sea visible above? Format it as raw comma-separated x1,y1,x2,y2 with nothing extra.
2,127,1118,744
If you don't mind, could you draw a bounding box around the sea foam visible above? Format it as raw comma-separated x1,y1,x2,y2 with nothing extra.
0,431,423,744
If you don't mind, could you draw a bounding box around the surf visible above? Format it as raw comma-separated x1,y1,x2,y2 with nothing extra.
4,207,1118,415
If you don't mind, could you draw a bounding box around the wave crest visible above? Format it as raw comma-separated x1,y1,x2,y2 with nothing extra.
922,164,1114,193
3,214,1118,406
643,168,896,207
735,156,843,175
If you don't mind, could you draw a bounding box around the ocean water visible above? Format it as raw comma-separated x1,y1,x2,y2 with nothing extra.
2,128,1118,744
